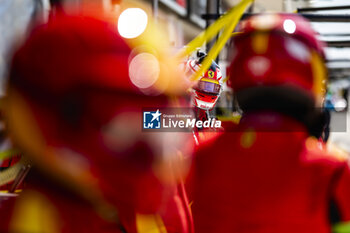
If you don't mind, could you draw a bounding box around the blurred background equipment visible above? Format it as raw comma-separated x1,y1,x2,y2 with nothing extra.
0,0,48,194
0,0,49,96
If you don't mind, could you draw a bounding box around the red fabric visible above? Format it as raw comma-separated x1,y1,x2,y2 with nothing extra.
192,112,350,233
334,164,350,221
0,194,16,232
160,182,194,233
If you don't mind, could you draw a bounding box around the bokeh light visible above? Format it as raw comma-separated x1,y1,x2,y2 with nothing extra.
129,53,160,89
118,8,148,39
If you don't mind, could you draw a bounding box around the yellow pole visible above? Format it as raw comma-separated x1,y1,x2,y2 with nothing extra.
189,0,254,81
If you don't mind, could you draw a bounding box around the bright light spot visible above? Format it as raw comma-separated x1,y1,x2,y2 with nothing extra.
129,53,160,89
334,99,347,112
283,19,296,34
118,8,148,39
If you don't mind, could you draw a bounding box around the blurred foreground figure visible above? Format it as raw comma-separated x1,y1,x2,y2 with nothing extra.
0,8,193,233
192,14,350,233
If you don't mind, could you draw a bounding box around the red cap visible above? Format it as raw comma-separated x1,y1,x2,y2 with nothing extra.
229,13,326,99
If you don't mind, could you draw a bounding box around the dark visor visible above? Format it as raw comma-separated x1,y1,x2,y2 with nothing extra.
196,80,221,95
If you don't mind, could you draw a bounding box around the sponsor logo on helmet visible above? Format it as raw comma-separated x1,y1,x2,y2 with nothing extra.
208,70,215,78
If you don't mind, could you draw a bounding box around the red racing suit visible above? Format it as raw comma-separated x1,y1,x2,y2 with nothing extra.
192,111,350,233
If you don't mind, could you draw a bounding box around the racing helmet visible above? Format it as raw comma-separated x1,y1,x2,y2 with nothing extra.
188,55,223,110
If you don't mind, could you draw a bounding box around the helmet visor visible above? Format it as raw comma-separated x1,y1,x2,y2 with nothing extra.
197,80,221,95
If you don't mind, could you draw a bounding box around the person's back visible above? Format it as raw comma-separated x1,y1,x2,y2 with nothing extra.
191,13,350,233
193,111,350,233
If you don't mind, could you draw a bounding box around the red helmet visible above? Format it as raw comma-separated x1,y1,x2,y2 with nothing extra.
187,57,223,110
6,9,190,219
229,13,327,106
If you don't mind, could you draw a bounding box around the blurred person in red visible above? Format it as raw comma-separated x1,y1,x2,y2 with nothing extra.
0,5,193,233
192,13,350,233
